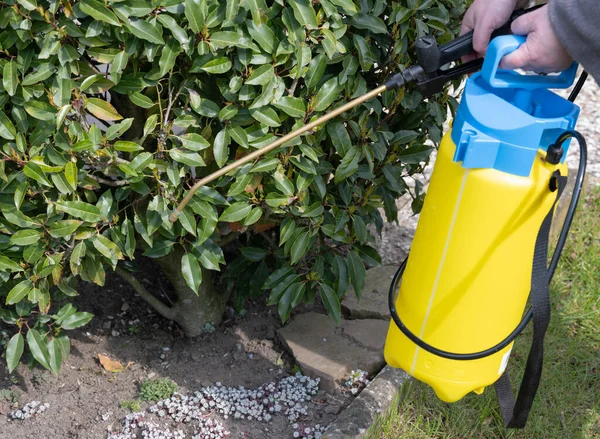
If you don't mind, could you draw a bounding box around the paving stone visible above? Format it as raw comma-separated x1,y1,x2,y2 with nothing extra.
322,365,410,439
342,319,389,352
277,313,386,393
342,265,399,320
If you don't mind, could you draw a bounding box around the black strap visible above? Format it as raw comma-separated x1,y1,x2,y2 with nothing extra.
494,172,568,429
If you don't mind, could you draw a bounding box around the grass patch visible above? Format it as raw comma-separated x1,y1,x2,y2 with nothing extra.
366,186,600,439
139,377,178,402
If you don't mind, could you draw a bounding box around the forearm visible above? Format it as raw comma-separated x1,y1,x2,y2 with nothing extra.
549,0,600,81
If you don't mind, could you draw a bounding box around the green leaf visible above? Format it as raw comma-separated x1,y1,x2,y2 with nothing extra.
157,14,190,47
23,101,55,121
24,162,52,187
246,20,275,53
250,158,280,173
267,273,298,305
313,77,342,112
320,283,341,324
213,129,230,168
347,251,366,300
350,13,387,34
6,280,33,305
289,0,318,29
0,256,24,272
397,145,434,164
127,18,165,44
93,234,122,267
179,133,210,151
114,141,144,152
278,283,296,323
85,98,123,121
210,31,240,48
27,329,51,370
57,105,71,129
240,247,268,261
195,240,224,271
49,220,82,238
6,333,24,373
185,0,206,34
245,65,275,86
80,0,121,26
159,38,182,77
14,181,27,210
249,107,281,127
305,53,326,89
64,161,78,191
21,63,54,86
97,190,114,219
320,28,338,59
60,312,94,330
327,120,351,156
263,266,295,290
219,202,252,222
273,171,294,196
290,229,310,264
200,57,232,74
279,218,296,246
16,0,37,11
130,152,153,171
330,0,358,15
181,253,203,294
243,207,262,226
143,114,158,137
55,201,102,223
10,230,41,246
47,338,62,375
227,125,248,148
70,242,86,275
0,113,17,140
273,97,306,118
3,61,18,97
169,149,206,167
179,208,197,236
128,91,155,109
106,118,134,141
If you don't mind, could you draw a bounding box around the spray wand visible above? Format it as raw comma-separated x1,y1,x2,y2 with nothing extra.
169,6,543,223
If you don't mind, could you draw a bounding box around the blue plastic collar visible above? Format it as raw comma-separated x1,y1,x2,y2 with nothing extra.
451,35,580,177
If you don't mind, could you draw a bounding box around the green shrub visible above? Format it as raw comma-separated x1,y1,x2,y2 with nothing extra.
0,0,468,374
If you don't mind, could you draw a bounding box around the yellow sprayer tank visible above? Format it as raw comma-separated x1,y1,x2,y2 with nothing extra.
384,36,580,403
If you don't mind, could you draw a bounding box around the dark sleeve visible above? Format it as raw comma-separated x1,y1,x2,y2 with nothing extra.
548,0,600,82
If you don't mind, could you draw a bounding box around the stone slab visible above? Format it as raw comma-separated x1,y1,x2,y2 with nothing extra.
322,365,411,439
276,313,388,393
342,319,389,352
342,265,399,320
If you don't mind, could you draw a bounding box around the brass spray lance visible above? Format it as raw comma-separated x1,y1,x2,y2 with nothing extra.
168,7,538,223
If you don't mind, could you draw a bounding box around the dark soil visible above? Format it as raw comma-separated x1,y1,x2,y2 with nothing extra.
0,256,350,439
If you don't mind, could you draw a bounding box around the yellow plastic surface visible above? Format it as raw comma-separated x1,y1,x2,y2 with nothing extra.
384,127,567,402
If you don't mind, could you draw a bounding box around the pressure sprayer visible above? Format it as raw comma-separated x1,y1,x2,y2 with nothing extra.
168,6,589,429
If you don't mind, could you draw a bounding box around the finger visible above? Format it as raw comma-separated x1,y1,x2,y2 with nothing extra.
510,9,537,35
472,20,495,55
499,41,533,70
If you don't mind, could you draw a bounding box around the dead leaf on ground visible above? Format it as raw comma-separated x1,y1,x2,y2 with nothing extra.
97,354,133,373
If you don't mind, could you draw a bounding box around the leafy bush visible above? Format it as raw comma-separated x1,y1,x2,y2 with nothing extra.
0,0,468,374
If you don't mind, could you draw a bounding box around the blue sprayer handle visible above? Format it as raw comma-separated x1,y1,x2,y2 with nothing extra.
480,35,578,89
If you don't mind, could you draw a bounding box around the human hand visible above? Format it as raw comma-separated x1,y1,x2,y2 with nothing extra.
460,0,527,60
500,5,573,73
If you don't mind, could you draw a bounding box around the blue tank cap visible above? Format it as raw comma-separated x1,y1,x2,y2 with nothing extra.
451,35,581,177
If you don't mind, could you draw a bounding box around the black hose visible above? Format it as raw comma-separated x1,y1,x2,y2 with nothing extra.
387,130,587,361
